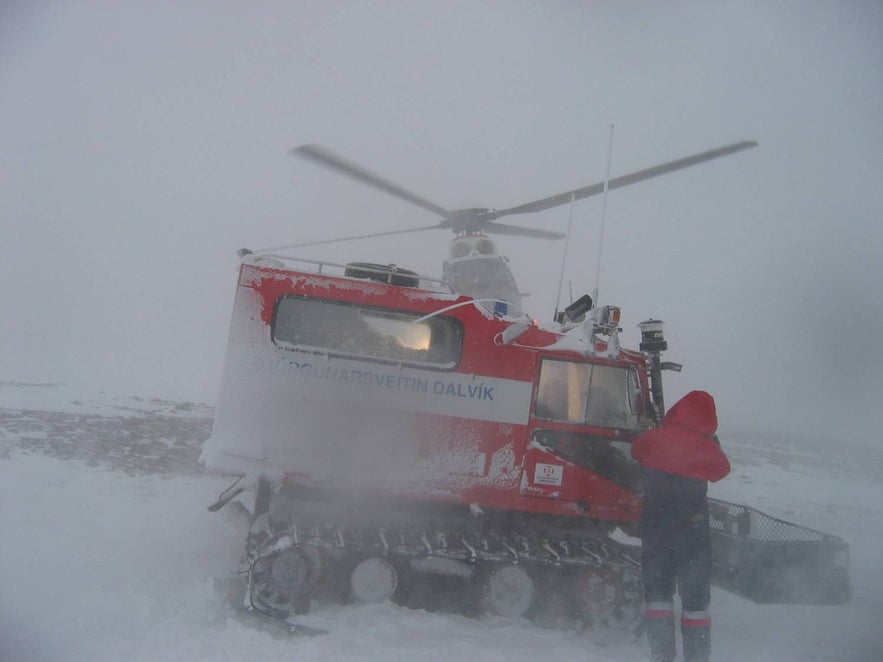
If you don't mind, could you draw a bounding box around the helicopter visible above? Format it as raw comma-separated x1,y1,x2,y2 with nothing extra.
269,140,759,316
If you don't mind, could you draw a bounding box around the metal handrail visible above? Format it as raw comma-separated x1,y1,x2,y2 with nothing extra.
242,251,452,291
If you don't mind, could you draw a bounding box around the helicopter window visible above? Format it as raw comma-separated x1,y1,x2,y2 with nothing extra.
272,296,463,368
447,258,518,293
534,358,643,430
531,429,640,491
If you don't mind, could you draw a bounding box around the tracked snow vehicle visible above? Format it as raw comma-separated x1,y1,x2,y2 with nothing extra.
202,142,849,632
203,254,658,629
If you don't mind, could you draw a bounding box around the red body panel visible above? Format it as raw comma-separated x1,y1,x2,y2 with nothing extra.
203,258,651,525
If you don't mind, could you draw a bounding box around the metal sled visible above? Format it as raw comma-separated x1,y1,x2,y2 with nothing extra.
709,498,851,605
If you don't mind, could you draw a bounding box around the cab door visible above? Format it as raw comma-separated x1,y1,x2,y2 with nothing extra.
519,356,645,509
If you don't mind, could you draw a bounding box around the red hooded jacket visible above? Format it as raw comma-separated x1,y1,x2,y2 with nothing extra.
631,390,730,482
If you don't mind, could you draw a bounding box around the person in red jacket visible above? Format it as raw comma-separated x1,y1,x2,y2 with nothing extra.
631,390,730,662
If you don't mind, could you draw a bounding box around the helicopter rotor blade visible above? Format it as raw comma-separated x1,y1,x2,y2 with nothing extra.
497,140,758,217
257,224,441,253
292,145,452,219
483,221,565,240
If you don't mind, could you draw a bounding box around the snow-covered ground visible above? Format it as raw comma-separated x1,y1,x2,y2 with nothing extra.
1,383,881,661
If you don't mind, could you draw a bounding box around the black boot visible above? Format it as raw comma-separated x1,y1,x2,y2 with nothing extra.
645,604,676,662
681,614,711,662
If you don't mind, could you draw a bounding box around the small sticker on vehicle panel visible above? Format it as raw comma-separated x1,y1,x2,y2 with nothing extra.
534,462,563,486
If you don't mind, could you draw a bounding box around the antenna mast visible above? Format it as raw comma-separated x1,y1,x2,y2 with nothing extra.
553,193,577,321
593,124,615,304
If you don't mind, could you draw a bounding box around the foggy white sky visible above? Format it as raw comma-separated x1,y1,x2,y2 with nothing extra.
2,1,881,444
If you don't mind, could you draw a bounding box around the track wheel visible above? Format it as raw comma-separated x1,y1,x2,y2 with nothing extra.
575,567,624,617
249,545,322,617
486,565,535,617
575,567,642,642
350,557,398,603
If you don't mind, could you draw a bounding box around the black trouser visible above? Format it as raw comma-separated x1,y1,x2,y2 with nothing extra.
641,508,712,662
642,510,711,610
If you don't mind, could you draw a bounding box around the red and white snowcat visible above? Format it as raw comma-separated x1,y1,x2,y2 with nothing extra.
202,143,850,633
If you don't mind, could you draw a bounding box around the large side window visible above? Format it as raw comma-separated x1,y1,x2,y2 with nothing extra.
535,358,643,430
272,296,463,368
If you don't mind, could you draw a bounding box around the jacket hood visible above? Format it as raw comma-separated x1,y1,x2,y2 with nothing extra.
663,390,718,437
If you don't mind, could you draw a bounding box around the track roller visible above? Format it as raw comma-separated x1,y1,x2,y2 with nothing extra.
350,557,398,603
485,565,535,617
575,567,624,617
248,544,323,616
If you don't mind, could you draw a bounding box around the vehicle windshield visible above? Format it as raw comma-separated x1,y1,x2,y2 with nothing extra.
534,358,644,430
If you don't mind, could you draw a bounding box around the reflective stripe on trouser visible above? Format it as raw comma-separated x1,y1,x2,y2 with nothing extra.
645,601,675,662
645,601,675,619
681,609,712,627
681,610,711,662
